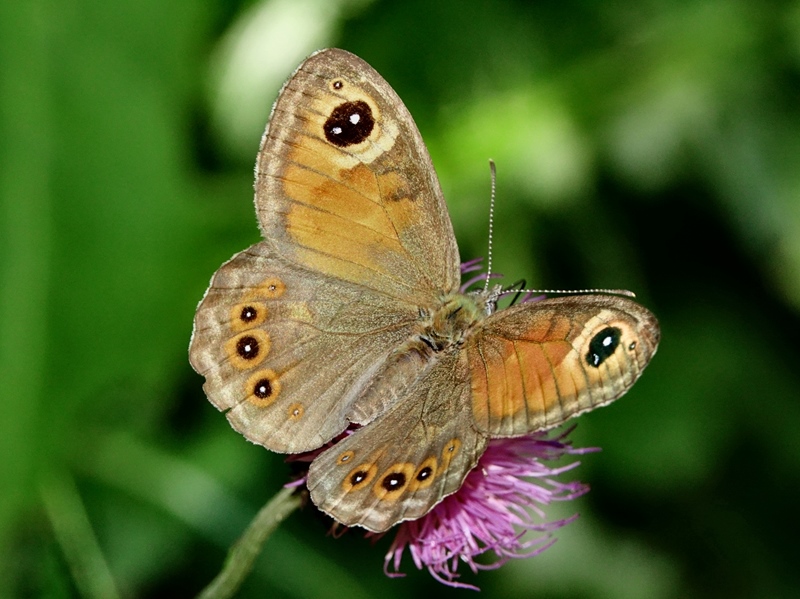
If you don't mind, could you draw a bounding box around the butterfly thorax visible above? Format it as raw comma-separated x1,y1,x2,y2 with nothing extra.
417,293,487,352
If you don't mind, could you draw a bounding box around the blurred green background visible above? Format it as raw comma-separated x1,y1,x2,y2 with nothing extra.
3,0,800,597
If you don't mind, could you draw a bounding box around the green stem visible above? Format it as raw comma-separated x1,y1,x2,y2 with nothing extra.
40,470,121,599
197,486,303,599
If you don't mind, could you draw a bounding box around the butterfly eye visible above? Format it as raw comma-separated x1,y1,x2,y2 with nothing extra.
586,326,622,368
330,78,344,90
324,100,374,147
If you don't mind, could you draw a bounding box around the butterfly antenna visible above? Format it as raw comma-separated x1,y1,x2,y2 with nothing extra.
498,287,637,299
483,160,497,293
479,161,634,301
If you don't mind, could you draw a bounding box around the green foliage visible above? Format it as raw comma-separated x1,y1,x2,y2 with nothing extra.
2,0,799,597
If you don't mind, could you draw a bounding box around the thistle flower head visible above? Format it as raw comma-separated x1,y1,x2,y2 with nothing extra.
379,430,594,589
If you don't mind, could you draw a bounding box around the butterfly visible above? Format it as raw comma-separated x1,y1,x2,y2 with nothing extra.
189,48,660,533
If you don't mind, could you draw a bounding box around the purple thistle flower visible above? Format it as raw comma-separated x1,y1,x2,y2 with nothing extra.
288,429,594,590
378,430,595,590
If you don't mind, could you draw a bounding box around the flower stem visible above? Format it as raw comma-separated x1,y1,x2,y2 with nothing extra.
40,469,121,599
197,487,302,599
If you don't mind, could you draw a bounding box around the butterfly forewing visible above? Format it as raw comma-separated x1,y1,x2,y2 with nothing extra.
467,295,660,436
256,49,461,305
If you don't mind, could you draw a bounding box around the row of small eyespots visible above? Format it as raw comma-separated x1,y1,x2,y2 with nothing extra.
225,277,287,406
339,438,462,501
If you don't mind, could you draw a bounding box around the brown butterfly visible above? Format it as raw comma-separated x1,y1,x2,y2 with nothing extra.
189,48,660,533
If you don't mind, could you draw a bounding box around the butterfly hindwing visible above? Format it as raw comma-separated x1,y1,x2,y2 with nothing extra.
189,242,420,453
307,351,488,532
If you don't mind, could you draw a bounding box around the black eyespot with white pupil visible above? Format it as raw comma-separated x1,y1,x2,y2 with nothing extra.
253,378,272,398
381,472,406,492
416,467,432,481
323,100,374,147
586,327,622,368
236,336,259,360
350,470,369,485
240,306,258,322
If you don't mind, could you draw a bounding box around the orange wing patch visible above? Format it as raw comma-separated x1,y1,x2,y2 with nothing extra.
255,49,461,300
280,116,425,286
469,337,573,435
283,161,402,242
